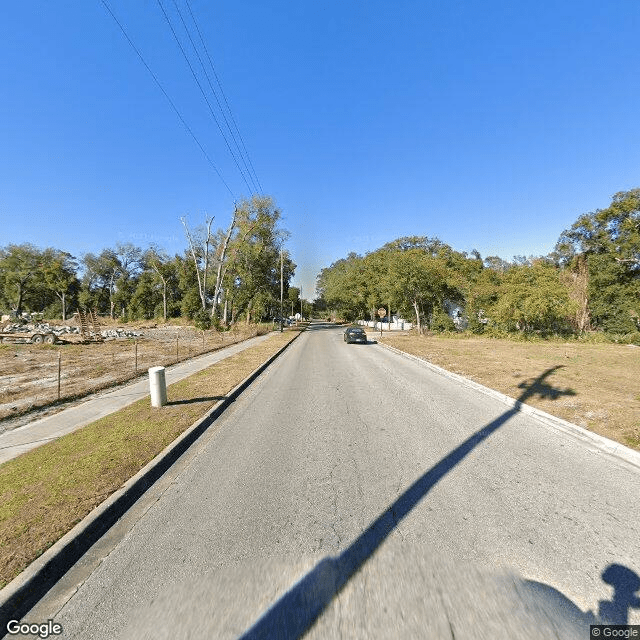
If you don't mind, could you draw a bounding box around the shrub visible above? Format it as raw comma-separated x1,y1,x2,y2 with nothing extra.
430,309,457,332
192,308,212,330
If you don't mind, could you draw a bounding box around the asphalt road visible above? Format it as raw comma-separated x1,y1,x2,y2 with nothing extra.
17,322,640,639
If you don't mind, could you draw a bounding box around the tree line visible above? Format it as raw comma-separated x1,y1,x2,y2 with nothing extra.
316,189,640,338
0,196,296,329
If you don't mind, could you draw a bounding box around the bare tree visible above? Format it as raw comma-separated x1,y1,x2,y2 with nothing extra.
180,216,214,312
211,209,238,319
144,247,176,322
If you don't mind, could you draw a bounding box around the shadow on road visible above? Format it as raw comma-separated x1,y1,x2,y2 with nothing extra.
519,563,640,627
599,564,640,624
305,321,340,332
237,367,624,639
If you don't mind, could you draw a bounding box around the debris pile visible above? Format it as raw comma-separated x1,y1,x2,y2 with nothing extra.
1,323,143,339
100,328,143,339
1,322,79,336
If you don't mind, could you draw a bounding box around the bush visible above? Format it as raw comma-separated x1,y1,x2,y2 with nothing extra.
608,332,640,345
429,309,457,332
180,289,203,319
192,308,212,330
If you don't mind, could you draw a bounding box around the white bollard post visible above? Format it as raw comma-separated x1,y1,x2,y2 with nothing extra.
149,366,167,408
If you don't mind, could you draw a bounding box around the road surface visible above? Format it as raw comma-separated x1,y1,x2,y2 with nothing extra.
14,322,640,639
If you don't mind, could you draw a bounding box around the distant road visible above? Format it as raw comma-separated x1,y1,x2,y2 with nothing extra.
22,321,640,639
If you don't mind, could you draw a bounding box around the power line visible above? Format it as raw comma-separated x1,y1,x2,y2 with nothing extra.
156,0,255,196
174,0,261,195
184,0,263,194
99,0,235,199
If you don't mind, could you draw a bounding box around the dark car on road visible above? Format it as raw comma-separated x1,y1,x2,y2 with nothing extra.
343,326,367,344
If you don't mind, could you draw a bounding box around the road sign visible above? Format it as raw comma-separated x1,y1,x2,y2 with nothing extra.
377,307,386,318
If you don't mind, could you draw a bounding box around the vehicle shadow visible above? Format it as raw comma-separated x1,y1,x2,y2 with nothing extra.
518,563,640,627
599,563,640,624
238,367,588,639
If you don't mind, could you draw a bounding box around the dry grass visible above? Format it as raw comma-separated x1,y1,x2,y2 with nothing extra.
378,332,640,451
0,323,271,425
0,330,298,588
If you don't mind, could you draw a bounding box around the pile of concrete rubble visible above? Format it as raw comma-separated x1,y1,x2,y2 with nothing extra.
100,328,144,339
1,322,143,339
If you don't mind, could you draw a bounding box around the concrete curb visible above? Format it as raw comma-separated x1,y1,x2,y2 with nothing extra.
376,340,640,473
0,330,303,629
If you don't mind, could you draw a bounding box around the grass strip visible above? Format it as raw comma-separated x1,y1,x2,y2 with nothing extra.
378,333,640,451
0,331,298,588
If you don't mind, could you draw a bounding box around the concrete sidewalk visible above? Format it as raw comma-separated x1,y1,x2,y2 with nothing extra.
0,333,273,465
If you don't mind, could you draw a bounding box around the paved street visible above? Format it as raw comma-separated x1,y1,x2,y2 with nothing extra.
18,321,640,639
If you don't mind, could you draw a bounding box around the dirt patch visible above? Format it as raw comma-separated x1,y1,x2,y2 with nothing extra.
0,321,272,432
377,333,640,451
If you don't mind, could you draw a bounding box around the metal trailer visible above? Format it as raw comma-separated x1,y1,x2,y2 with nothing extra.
0,331,57,345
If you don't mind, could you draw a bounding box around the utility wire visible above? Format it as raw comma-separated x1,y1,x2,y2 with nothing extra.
99,0,235,199
170,0,260,195
184,0,263,194
156,0,255,196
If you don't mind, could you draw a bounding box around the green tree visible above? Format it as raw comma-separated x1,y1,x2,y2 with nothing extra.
42,250,80,320
555,188,640,333
483,256,511,273
384,249,449,334
316,253,369,321
129,271,159,320
0,244,47,316
177,254,203,320
144,247,179,322
81,243,143,318
463,266,502,333
223,196,294,324
287,286,300,317
491,261,576,333
586,254,639,333
311,296,328,317
317,238,472,330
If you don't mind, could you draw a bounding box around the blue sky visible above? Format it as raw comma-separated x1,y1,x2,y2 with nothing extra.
1,1,639,298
